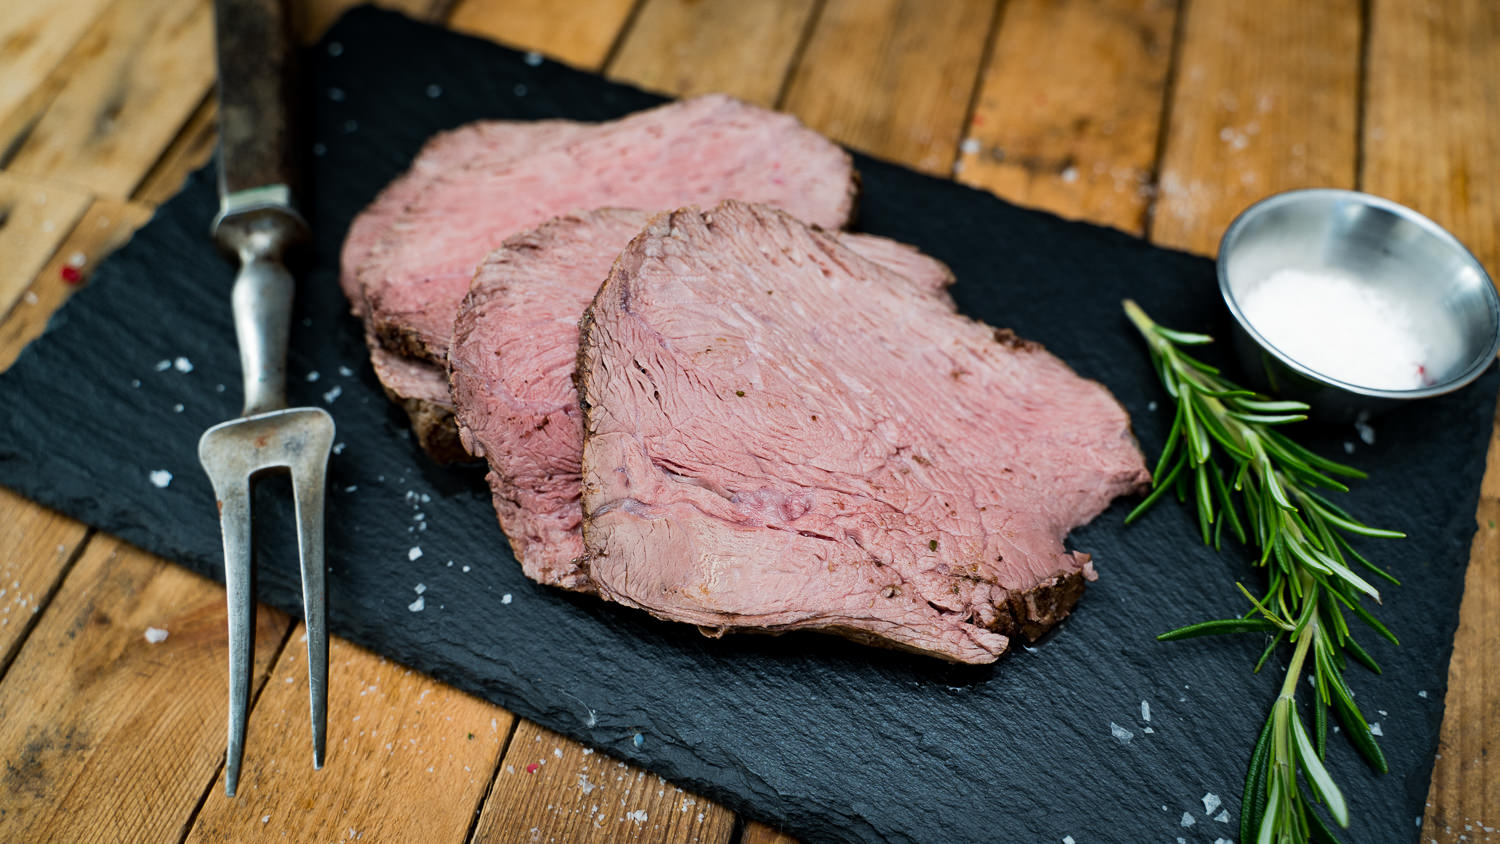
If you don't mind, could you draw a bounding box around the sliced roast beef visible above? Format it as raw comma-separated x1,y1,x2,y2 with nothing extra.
450,208,955,591
576,201,1149,664
358,94,859,368
340,120,588,460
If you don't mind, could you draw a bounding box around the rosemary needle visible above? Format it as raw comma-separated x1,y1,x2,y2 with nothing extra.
1123,300,1404,844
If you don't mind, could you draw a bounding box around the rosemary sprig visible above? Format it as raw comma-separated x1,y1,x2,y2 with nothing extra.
1122,300,1405,844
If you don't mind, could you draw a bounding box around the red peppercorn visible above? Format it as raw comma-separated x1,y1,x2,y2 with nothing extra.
524,762,540,774
60,265,83,284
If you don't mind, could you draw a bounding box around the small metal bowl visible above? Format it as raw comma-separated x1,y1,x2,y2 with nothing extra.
1218,188,1500,422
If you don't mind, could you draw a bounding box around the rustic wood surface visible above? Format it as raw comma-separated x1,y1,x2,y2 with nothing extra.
0,1,1494,841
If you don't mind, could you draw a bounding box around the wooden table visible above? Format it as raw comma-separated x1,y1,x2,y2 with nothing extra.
0,0,1494,840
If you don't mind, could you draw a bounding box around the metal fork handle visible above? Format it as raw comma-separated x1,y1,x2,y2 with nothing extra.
214,197,306,417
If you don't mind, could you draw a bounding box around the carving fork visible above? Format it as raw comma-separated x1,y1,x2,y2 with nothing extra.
198,0,334,797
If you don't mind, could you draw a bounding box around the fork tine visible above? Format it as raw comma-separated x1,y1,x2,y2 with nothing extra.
214,480,255,797
292,447,331,769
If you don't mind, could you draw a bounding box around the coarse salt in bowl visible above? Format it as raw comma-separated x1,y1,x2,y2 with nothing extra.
1217,189,1500,421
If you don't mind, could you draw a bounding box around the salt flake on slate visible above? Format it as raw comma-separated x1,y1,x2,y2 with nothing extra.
131,379,141,388
524,50,543,66
323,385,342,404
333,442,346,455
1371,722,1383,736
409,547,423,561
1419,690,1428,698
1203,793,1221,814
462,565,470,573
155,359,172,371
307,370,321,382
173,404,184,413
1215,810,1230,823
339,365,355,377
1141,700,1151,722
426,84,443,99
149,469,173,488
1109,722,1133,742
408,595,425,612
414,583,426,594
501,593,512,604
173,356,193,372
1181,812,1195,827
1062,837,1074,844
144,627,168,643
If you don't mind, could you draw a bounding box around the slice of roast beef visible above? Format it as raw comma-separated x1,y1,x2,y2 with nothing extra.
340,120,589,461
359,94,859,368
449,208,955,591
576,201,1149,664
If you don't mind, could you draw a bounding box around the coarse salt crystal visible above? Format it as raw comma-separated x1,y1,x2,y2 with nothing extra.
1419,690,1428,698
155,359,172,371
1181,812,1195,827
307,371,321,382
323,385,342,404
1062,837,1074,844
1237,268,1431,390
339,365,355,377
959,137,981,155
1203,793,1221,814
1370,722,1383,736
1140,700,1151,722
414,583,426,594
524,51,543,66
1109,722,1133,742
501,593,512,604
462,565,471,573
173,356,193,372
409,547,423,561
408,596,425,612
333,442,346,455
149,469,173,488
1216,810,1230,823
144,627,168,643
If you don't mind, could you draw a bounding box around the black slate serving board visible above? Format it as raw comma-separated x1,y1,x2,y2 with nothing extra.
0,8,1491,842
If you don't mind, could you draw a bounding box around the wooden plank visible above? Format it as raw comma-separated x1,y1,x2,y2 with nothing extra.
956,0,1177,233
606,0,817,107
779,0,999,175
1148,0,1361,254
0,173,91,318
133,93,216,208
0,537,291,840
0,0,117,161
0,491,88,674
5,0,215,198
470,720,736,843
0,197,152,370
740,821,798,844
1361,0,1500,832
447,0,640,71
298,0,455,44
185,627,515,842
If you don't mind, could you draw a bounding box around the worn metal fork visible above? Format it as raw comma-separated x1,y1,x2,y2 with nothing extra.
198,0,334,797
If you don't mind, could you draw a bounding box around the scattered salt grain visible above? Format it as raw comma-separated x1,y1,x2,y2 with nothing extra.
462,565,471,573
132,379,141,388
262,815,271,824
625,810,647,823
1181,812,1195,827
345,485,358,493
339,365,355,377
333,442,346,455
155,359,172,371
1419,690,1428,698
144,627,169,643
1202,793,1221,814
328,87,346,102
173,404,185,413
307,371,321,382
1344,441,1356,454
1214,839,1233,844
501,593,512,604
414,583,426,594
1060,166,1079,183
1142,727,1154,734
1238,267,1431,390
554,748,563,758
174,356,193,372
1216,810,1230,823
1147,400,1158,412
23,291,38,305
408,596,425,612
409,547,423,561
1140,700,1151,722
216,383,226,392
1370,722,1383,736
959,137,981,155
1355,413,1377,445
524,51,543,66
1109,722,1133,743
1062,837,1075,844
514,83,528,97
150,469,173,488
579,773,597,794
425,84,443,99
323,385,342,404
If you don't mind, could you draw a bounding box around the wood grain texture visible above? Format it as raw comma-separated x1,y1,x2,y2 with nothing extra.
186,626,514,842
1362,0,1500,834
5,0,215,198
957,0,1177,233
780,0,999,175
298,0,455,43
0,491,87,674
740,821,799,844
1150,0,1360,254
448,0,640,71
0,538,290,841
0,0,116,160
133,94,218,208
0,198,152,370
470,720,736,843
607,0,817,107
0,173,91,318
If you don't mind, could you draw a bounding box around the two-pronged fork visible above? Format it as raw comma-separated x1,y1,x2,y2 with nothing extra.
198,0,334,798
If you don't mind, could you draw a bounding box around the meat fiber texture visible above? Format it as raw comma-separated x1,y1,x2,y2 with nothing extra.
577,202,1150,664
358,94,858,368
450,207,955,592
339,119,588,460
